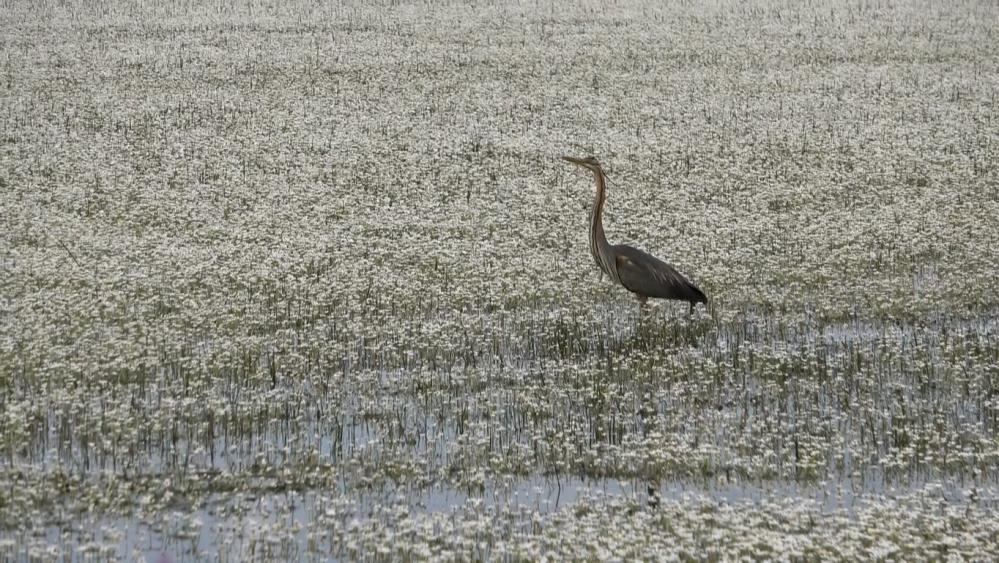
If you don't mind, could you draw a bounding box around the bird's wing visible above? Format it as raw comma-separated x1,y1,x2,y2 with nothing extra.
613,245,707,302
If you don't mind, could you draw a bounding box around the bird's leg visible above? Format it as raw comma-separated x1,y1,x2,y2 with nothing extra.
636,294,651,325
688,302,694,318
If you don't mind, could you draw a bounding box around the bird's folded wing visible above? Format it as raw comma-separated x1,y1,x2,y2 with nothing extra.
614,246,705,302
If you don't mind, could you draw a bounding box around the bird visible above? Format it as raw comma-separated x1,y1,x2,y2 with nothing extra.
561,155,708,314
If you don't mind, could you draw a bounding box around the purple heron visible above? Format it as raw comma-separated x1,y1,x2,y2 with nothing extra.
562,156,707,313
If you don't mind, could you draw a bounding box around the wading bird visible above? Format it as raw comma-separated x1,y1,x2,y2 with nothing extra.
562,156,707,313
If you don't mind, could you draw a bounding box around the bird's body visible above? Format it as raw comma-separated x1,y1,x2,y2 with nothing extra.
563,155,707,311
612,244,707,305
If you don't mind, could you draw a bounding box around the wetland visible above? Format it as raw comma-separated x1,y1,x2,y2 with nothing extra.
1,0,998,559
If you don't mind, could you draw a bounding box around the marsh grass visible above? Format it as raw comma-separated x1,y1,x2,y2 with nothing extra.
1,0,998,559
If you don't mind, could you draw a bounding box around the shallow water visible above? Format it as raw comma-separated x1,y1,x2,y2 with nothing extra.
2,0,998,559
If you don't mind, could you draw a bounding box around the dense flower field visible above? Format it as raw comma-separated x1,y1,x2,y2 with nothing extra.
1,0,997,559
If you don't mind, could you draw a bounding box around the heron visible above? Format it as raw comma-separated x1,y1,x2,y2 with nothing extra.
562,156,707,314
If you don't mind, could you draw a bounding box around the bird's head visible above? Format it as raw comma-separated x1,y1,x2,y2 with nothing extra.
561,155,603,173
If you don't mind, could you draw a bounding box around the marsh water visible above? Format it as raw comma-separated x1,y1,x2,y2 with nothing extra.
2,0,998,559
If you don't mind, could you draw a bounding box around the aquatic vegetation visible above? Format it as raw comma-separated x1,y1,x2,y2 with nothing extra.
1,0,997,559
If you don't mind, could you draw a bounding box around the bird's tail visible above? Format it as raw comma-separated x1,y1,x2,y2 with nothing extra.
689,284,708,304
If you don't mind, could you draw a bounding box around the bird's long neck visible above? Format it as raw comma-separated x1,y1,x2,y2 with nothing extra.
589,167,618,282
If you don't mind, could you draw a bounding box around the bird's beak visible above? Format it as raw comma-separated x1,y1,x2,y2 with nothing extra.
561,156,586,166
